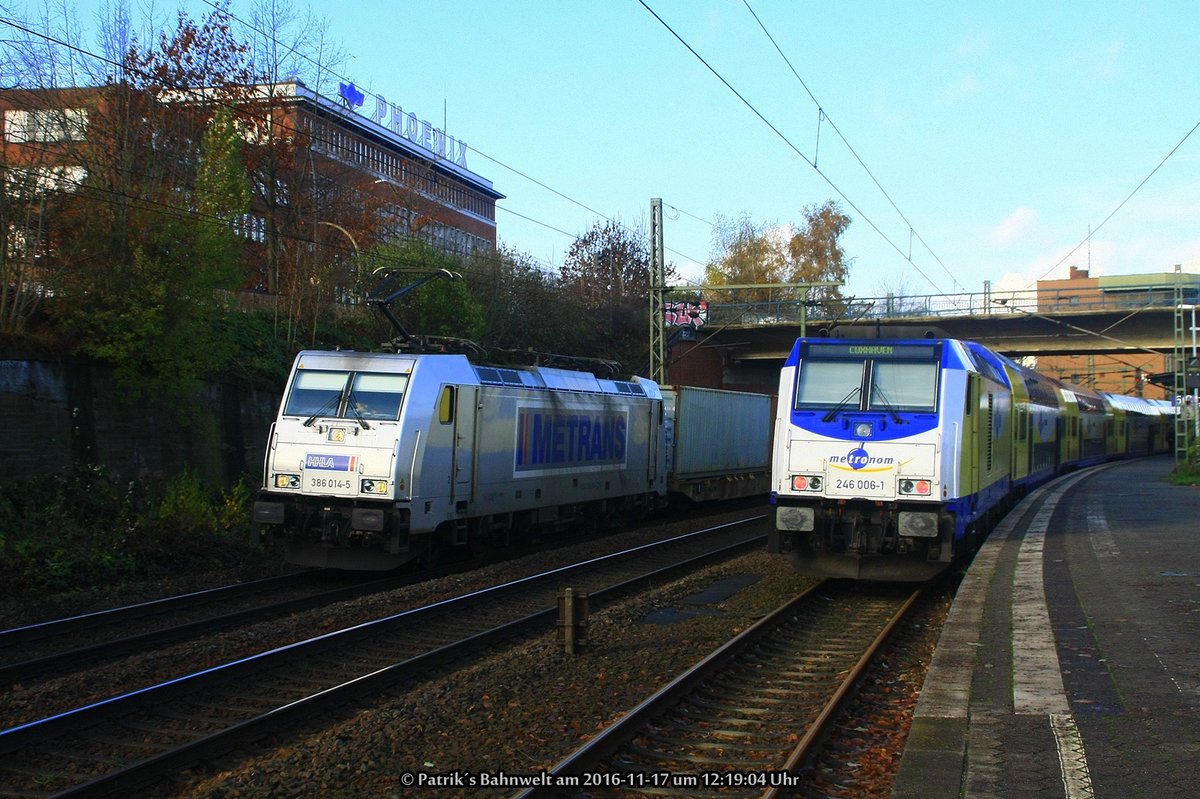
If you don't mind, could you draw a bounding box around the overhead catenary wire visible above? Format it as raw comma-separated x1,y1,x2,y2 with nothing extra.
2,15,629,278
740,0,963,293
0,15,576,277
189,0,769,281
636,0,951,300
1028,117,1200,289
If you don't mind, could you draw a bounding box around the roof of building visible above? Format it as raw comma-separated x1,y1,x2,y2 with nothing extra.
269,80,504,201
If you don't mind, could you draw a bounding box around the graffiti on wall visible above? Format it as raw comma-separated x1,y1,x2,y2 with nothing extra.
665,300,708,328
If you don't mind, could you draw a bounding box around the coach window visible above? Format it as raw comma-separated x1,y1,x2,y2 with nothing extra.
438,386,455,424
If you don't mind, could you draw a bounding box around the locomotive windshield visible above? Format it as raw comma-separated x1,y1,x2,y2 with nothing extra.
283,369,409,422
795,342,940,414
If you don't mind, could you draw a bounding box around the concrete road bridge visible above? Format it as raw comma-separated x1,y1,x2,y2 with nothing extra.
671,285,1199,394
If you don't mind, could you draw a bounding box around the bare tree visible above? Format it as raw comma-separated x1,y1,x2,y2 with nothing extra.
558,219,659,373
0,0,91,332
221,0,361,342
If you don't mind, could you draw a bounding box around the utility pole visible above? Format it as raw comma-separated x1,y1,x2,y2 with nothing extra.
649,198,667,384
1174,264,1189,464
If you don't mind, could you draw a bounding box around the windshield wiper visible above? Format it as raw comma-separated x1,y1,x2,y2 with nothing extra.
303,394,341,427
345,389,372,430
822,386,862,422
870,384,905,424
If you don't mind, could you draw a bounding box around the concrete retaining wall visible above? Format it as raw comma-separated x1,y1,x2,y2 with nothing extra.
0,357,280,486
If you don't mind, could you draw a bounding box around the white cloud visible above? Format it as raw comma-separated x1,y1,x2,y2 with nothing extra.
1067,38,1125,81
987,207,1038,246
940,73,981,104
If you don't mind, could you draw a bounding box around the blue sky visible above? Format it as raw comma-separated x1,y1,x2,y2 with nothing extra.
22,0,1200,299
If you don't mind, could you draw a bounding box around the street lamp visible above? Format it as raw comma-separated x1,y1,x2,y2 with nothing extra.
316,220,359,255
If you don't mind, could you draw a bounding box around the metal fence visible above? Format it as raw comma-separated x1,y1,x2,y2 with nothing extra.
695,287,1194,329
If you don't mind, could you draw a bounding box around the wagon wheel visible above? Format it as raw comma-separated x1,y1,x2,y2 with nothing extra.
415,531,445,570
468,522,497,563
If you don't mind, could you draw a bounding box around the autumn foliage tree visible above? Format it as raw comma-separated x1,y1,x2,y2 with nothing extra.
468,246,573,355
703,214,790,303
559,220,661,373
704,200,853,319
49,4,254,404
787,200,852,314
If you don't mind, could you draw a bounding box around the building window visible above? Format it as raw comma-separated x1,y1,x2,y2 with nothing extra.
4,108,88,142
3,165,86,198
235,214,266,242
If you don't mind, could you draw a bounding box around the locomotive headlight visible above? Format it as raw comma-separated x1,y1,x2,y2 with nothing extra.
274,473,300,489
854,422,873,438
360,479,389,494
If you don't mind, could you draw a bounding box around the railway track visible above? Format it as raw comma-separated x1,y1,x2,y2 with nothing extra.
0,517,767,798
0,569,417,686
517,579,922,798
1,502,760,693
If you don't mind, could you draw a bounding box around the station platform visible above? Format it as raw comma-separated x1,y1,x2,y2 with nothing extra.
892,455,1200,798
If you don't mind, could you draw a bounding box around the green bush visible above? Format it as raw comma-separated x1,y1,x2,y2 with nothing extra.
0,466,268,600
157,470,218,534
1170,436,1200,485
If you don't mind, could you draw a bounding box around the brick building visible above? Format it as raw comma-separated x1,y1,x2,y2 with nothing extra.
1035,266,1200,397
1,78,503,298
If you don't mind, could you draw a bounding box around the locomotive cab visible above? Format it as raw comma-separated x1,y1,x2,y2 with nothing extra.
770,337,1010,581
254,350,671,570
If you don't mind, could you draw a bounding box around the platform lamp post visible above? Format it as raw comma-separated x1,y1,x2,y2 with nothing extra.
1181,303,1199,443
314,220,363,307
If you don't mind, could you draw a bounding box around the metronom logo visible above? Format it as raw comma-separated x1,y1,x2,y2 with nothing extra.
828,447,895,471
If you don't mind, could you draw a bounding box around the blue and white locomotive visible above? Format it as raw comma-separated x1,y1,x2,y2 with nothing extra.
252,350,773,570
768,334,1171,581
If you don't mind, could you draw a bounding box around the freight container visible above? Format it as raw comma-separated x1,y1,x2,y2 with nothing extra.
662,385,772,501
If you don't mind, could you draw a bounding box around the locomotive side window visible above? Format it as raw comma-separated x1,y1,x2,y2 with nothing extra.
438,386,455,424
284,370,349,417
349,373,408,421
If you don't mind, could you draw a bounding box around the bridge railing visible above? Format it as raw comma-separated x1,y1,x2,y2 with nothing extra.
699,287,1192,328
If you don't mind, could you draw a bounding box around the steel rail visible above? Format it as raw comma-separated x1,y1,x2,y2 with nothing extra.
761,586,922,799
0,572,414,685
515,581,920,799
0,570,323,645
0,516,767,798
